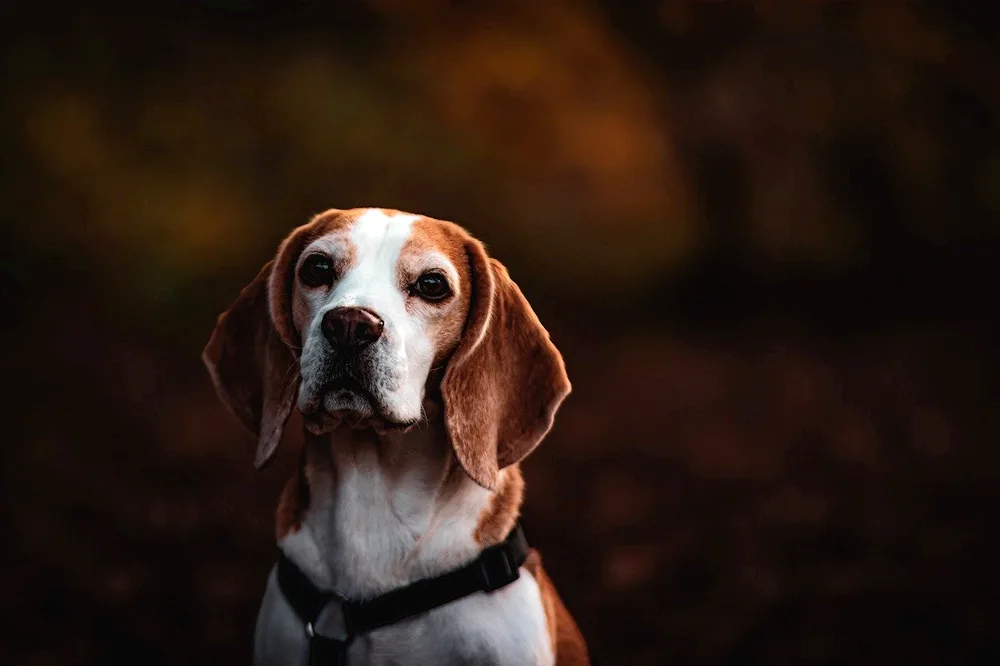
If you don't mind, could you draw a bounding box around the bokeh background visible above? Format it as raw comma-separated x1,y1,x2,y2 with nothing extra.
3,2,999,664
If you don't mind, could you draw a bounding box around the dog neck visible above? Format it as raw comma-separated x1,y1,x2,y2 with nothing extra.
274,402,523,600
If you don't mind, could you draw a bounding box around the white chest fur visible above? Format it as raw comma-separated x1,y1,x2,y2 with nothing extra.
253,430,553,666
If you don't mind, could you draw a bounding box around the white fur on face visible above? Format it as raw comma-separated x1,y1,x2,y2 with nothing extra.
293,209,460,427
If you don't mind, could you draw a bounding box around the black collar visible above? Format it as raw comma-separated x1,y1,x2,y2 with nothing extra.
276,523,531,666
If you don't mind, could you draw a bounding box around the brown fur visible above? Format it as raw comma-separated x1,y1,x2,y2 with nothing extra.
402,217,473,367
525,551,590,665
275,450,310,540
474,466,524,545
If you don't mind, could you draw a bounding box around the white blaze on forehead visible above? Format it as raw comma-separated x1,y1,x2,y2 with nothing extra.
352,208,419,257
333,209,418,311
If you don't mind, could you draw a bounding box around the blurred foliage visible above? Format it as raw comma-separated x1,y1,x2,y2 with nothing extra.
2,2,1000,665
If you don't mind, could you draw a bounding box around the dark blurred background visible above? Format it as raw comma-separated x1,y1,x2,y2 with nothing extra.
2,2,999,664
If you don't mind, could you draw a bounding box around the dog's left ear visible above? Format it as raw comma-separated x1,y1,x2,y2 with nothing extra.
441,239,571,490
202,260,299,469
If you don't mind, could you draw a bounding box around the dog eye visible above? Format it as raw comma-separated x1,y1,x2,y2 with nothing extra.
412,273,451,301
299,254,335,288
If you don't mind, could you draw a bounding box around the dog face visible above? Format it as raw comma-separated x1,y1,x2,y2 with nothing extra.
203,208,570,489
290,209,469,431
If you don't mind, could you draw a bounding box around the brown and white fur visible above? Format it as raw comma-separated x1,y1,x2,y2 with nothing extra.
203,208,589,665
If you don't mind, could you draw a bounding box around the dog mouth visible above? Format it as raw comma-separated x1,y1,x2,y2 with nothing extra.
302,374,418,434
320,375,377,406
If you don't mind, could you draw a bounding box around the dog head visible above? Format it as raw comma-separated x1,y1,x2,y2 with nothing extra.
203,208,570,489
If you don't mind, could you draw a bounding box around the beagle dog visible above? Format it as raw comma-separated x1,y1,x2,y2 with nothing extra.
203,208,589,665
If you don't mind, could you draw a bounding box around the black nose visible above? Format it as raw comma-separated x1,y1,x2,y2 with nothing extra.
322,307,384,350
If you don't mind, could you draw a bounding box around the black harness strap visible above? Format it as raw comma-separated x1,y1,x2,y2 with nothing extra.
276,523,531,666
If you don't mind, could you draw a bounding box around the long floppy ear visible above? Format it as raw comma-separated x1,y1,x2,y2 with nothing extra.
441,240,571,490
202,260,299,469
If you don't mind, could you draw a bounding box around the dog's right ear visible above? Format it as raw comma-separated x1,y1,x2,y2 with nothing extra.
203,212,340,468
202,260,299,469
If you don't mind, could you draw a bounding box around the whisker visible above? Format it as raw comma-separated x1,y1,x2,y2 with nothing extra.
280,358,301,386
280,361,302,395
